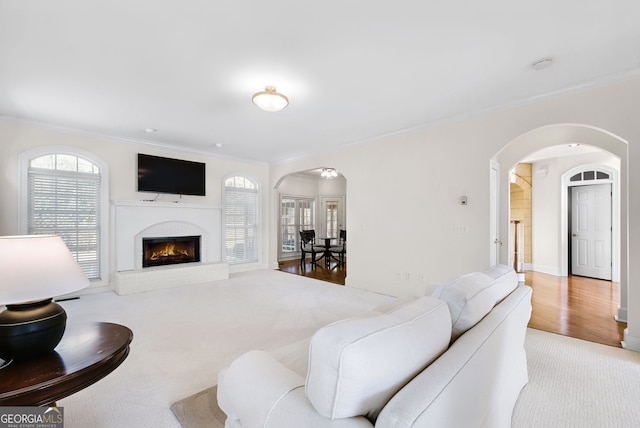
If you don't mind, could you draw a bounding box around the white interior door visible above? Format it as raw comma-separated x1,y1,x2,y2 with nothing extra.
571,183,612,280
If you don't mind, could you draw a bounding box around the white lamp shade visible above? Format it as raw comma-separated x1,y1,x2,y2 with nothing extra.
252,86,289,112
0,235,90,305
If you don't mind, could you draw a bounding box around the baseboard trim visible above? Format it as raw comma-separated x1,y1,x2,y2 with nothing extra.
530,264,562,276
622,328,640,352
616,307,628,323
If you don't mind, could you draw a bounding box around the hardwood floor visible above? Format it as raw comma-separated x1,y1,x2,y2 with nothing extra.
278,258,346,285
277,261,625,348
525,270,625,348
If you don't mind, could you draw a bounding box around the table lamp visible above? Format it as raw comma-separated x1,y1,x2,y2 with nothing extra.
0,235,90,362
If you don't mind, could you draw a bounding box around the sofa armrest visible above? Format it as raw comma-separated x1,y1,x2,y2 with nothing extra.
218,350,373,428
218,350,305,428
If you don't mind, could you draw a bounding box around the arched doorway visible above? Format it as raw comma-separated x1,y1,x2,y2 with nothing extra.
494,124,628,323
274,168,347,284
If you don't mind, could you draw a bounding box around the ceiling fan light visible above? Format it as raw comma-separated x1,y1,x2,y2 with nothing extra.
252,86,289,112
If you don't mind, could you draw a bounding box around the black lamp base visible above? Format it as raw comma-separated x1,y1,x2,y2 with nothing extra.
0,299,67,362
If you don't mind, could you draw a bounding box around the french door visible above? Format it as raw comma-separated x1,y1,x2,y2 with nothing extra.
320,197,344,241
280,197,315,256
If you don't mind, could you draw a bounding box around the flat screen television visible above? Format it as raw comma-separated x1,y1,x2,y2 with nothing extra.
137,153,206,196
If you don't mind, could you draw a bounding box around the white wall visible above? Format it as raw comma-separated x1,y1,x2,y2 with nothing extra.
272,122,500,297
531,151,620,276
4,76,640,351
0,119,270,284
269,76,640,352
317,175,346,196
278,173,317,195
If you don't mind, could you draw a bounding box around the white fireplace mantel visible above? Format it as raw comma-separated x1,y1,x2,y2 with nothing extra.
112,200,223,272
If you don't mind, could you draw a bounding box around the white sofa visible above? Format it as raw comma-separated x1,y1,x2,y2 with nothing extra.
217,265,532,428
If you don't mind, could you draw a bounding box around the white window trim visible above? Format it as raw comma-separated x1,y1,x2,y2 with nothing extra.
18,146,110,289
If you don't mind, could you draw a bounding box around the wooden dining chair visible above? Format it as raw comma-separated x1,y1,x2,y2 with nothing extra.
329,229,347,267
299,230,321,267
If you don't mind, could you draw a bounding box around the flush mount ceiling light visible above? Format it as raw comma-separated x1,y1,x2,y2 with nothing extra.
252,86,289,112
321,168,338,179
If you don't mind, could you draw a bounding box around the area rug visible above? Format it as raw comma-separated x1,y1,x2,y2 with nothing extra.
171,328,640,428
171,385,225,428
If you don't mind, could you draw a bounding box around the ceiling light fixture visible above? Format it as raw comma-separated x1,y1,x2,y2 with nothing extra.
252,86,289,112
321,168,338,179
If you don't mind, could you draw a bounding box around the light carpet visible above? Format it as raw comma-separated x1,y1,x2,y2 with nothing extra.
170,329,640,428
57,269,392,427
54,269,640,427
512,328,640,427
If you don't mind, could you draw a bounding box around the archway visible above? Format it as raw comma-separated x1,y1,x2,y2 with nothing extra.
273,167,347,283
494,124,628,322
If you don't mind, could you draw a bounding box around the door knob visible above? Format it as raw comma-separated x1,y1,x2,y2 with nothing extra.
572,233,577,237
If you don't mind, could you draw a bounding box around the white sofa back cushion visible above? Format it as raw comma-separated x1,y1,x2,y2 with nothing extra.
432,265,518,340
305,296,451,421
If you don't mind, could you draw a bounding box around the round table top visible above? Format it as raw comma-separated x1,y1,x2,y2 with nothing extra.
0,322,133,406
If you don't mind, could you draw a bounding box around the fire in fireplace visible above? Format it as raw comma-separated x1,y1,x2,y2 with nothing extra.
142,235,201,268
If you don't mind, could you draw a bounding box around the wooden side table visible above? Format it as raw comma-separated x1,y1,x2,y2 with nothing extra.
0,322,133,406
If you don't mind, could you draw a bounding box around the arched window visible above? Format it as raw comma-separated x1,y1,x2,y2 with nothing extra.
22,150,107,282
224,176,259,264
569,169,611,183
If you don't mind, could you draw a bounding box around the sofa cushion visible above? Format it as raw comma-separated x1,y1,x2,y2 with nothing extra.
484,264,519,294
305,296,451,421
432,265,518,340
369,295,418,314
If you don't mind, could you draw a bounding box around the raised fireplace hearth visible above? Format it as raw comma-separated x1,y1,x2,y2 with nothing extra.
113,200,228,295
142,235,201,267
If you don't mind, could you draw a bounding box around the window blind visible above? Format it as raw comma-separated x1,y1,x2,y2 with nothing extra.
225,187,258,264
28,169,101,279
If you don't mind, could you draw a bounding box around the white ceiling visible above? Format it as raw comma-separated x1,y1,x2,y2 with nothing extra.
1,1,639,163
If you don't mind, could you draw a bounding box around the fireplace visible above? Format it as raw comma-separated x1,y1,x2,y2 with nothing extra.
142,236,201,268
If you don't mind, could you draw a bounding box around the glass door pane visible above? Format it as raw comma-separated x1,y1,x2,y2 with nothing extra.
280,197,315,254
326,201,338,239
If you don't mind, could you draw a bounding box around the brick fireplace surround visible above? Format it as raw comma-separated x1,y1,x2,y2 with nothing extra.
112,200,228,295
